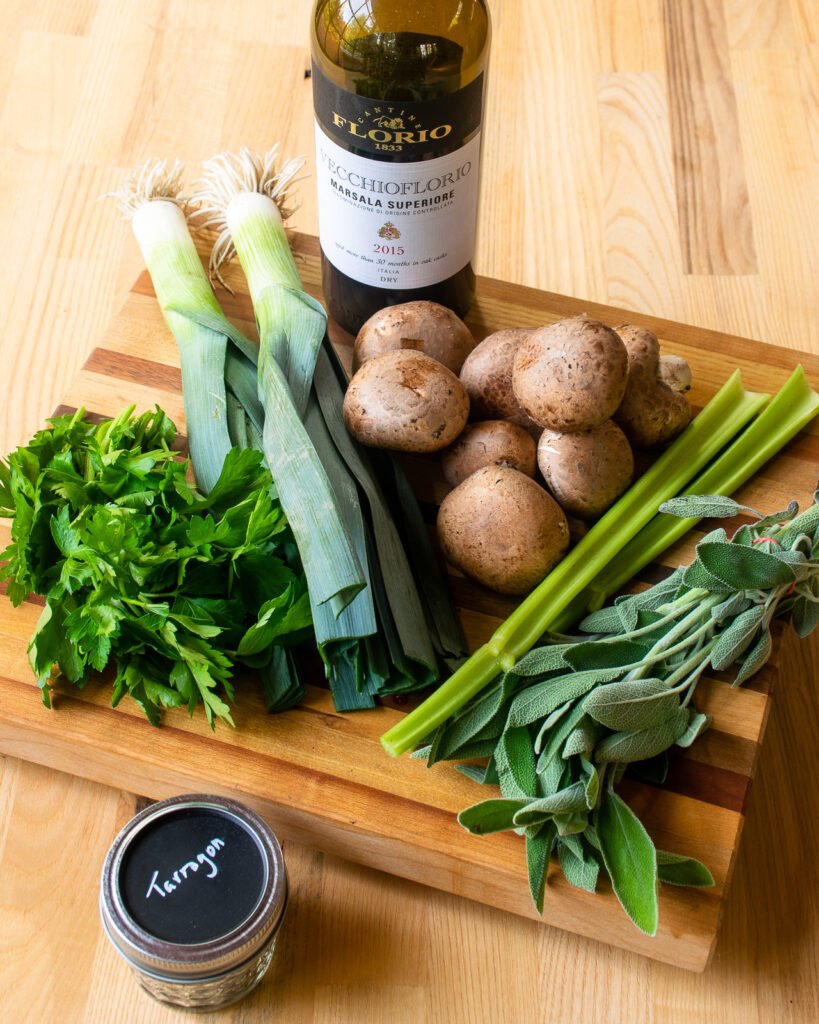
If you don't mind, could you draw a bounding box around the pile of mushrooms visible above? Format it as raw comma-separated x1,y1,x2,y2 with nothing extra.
342,301,693,596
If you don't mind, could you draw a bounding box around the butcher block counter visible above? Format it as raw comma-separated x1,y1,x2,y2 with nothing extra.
0,2,817,1022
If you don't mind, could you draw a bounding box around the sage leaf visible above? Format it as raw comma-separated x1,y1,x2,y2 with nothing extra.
697,541,796,591
564,639,649,672
711,592,751,622
732,627,772,686
537,755,567,797
507,669,619,727
559,833,584,859
595,790,659,936
513,645,572,677
454,759,498,786
584,825,601,852
454,763,487,784
458,798,530,835
595,706,690,764
682,558,736,594
616,600,640,633
710,604,766,670
496,726,537,798
732,524,754,546
656,850,715,887
536,703,588,776
512,782,588,825
580,755,601,809
439,738,497,761
554,811,589,836
675,710,711,747
526,821,557,913
534,699,574,754
659,494,745,519
700,526,728,545
778,502,819,546
792,595,819,638
764,547,806,566
578,605,624,634
433,672,518,761
629,568,685,609
583,678,681,732
562,716,603,758
558,836,600,893
756,499,799,530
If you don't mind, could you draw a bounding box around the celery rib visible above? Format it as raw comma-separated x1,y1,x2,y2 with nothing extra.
560,365,819,624
491,372,768,658
380,371,769,757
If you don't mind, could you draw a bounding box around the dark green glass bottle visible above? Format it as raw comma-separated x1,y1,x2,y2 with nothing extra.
311,0,491,334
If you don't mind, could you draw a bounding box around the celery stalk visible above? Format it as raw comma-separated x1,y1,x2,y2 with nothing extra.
554,365,819,626
380,371,768,757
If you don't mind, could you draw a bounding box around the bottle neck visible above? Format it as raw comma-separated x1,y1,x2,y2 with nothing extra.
311,0,490,94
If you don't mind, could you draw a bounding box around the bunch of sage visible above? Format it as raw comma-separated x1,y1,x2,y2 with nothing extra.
416,494,819,934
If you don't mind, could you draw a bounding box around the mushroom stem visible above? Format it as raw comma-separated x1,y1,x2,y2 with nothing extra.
658,354,692,393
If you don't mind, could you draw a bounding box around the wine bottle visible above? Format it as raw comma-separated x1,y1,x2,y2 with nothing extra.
310,0,490,335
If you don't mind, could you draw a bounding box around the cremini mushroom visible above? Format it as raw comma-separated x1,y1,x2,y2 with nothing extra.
459,328,538,431
614,324,693,447
436,466,570,595
537,420,634,521
343,349,470,453
353,301,476,374
441,420,537,488
512,316,629,432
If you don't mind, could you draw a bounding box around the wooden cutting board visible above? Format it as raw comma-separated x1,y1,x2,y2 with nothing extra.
0,233,816,972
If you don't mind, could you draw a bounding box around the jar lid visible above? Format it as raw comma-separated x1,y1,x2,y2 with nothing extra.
100,794,287,980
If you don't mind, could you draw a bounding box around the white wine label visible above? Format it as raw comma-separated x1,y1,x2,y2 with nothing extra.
314,122,481,290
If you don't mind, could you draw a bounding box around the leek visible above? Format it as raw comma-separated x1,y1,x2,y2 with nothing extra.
110,160,234,494
190,148,365,615
194,146,465,708
381,372,770,757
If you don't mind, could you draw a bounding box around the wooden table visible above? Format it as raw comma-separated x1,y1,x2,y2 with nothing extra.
1,2,817,1021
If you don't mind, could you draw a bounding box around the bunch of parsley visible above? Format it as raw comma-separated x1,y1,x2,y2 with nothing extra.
0,406,312,726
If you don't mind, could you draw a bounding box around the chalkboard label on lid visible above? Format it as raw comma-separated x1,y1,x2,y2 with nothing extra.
119,806,267,944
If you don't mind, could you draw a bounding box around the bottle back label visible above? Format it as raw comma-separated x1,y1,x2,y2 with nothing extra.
312,62,484,290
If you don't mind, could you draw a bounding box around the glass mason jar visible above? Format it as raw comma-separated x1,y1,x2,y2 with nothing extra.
99,794,288,1011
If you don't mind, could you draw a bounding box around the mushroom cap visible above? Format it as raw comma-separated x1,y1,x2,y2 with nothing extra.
512,316,629,431
441,420,537,488
459,328,539,430
437,465,570,595
353,301,476,374
342,349,470,453
537,420,634,521
614,325,693,447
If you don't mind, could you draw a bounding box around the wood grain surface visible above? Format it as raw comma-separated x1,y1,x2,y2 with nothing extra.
0,1,817,1022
